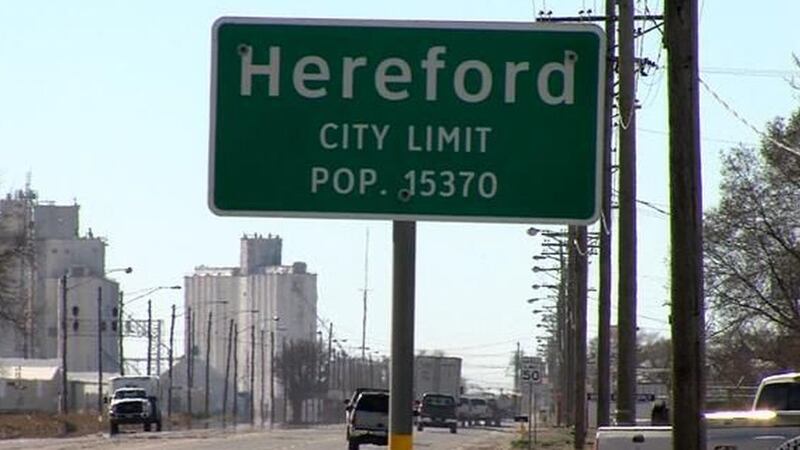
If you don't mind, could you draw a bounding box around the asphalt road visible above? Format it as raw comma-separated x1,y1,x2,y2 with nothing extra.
0,424,516,450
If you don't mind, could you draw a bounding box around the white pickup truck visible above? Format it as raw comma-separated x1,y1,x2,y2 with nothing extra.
595,372,800,450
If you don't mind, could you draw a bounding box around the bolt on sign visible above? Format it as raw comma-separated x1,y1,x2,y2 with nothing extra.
209,17,605,224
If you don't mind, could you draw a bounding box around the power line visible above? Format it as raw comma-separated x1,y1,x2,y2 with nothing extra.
699,77,800,158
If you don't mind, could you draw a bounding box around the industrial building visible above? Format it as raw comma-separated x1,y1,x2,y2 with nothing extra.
183,234,318,423
0,186,122,373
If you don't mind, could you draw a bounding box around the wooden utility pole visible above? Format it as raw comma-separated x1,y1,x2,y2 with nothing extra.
597,0,616,429
616,0,639,425
223,319,234,429
168,305,176,419
118,291,125,376
665,1,704,449
327,323,333,390
205,311,212,419
97,287,103,414
574,227,588,449
186,307,193,425
250,324,256,426
565,227,577,428
60,274,68,414
260,328,266,427
233,322,239,425
147,300,152,376
269,329,275,428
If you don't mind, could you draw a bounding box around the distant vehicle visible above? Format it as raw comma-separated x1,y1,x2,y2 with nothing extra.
468,397,491,425
414,355,462,400
107,375,162,435
456,396,472,426
416,393,458,433
346,391,389,450
594,372,800,450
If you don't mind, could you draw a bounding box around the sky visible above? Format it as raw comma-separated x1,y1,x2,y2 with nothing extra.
1,0,799,390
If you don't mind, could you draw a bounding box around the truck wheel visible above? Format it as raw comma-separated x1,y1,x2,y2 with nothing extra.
417,424,423,432
110,422,119,435
348,440,359,450
450,425,457,434
155,421,162,432
143,423,151,432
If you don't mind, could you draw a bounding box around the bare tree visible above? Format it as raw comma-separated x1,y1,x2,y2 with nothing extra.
704,107,800,380
275,339,326,423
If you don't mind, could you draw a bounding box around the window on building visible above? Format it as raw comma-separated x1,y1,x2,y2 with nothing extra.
111,307,118,317
100,321,107,332
72,306,79,316
111,321,117,331
72,321,79,332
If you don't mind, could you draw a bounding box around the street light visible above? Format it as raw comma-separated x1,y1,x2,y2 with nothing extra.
532,284,560,290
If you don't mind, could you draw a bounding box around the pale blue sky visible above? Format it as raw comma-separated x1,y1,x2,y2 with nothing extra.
1,1,798,389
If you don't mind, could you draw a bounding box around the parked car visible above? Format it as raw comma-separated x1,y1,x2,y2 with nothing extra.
346,391,389,450
416,393,457,433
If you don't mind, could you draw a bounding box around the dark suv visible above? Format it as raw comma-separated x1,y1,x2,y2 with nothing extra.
346,391,389,449
416,393,458,433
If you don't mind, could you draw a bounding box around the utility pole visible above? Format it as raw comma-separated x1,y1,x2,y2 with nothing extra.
666,1,704,449
60,274,68,415
269,329,275,428
168,305,176,419
187,307,194,426
361,229,370,361
205,311,212,419
617,0,639,426
147,300,152,376
565,227,577,428
156,321,162,376
327,323,333,390
118,290,125,376
574,227,589,450
97,287,103,415
250,323,256,426
597,0,616,429
233,322,239,426
260,328,265,427
515,342,521,396
281,337,287,423
223,319,234,429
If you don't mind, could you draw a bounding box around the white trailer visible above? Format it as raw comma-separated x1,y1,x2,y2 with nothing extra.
413,356,462,400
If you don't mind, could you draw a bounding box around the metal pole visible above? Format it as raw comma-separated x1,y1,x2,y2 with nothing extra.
528,381,533,450
205,311,212,419
118,290,125,376
147,300,152,376
389,220,415,450
97,286,103,415
566,227,577,428
557,243,567,427
597,0,617,428
666,0,705,448
327,324,333,390
250,324,256,426
168,305,176,419
617,0,639,425
223,319,234,429
60,274,68,414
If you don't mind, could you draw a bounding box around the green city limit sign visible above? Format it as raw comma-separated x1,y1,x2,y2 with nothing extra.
209,17,605,224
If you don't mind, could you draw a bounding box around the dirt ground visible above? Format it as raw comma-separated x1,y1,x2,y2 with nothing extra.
507,425,596,449
0,413,200,439
0,413,106,439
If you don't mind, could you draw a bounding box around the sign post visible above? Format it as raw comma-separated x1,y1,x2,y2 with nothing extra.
209,18,604,450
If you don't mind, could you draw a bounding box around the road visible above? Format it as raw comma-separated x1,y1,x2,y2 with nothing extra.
0,424,516,450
